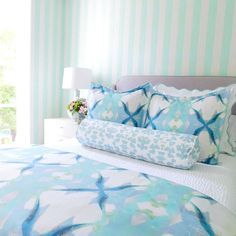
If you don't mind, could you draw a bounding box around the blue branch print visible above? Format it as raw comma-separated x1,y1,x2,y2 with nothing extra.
191,202,215,236
55,174,140,211
122,102,145,127
22,199,40,236
144,108,166,129
88,100,101,118
43,223,88,236
20,156,43,173
193,109,222,146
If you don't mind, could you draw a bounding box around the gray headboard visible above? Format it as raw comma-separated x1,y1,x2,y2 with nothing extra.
115,75,236,115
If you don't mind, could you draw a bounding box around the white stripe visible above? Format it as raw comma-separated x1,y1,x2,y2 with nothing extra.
77,0,85,66
84,0,92,67
182,0,194,75
167,0,180,75
227,4,236,76
121,1,131,76
86,0,100,74
62,1,71,117
70,0,77,65
211,1,226,75
38,0,46,143
55,1,63,117
155,0,167,74
30,0,36,142
64,0,70,66
131,0,142,74
111,0,121,83
46,0,54,118
195,0,210,75
74,0,80,64
100,0,112,82
78,0,88,68
143,0,154,74
92,0,102,77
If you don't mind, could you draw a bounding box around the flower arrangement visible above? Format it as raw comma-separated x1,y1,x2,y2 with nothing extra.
66,98,88,123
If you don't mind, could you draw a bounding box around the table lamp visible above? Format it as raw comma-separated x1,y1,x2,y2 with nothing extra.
62,67,92,98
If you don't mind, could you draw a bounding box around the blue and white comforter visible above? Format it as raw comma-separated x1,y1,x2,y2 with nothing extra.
0,146,235,235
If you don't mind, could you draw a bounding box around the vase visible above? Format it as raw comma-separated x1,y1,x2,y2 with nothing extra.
67,111,85,124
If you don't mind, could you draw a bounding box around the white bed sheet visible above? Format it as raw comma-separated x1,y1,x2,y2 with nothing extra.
47,138,236,216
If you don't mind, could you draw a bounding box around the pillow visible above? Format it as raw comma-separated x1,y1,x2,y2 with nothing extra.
144,89,230,164
88,82,153,127
155,83,236,157
228,115,236,153
77,119,200,169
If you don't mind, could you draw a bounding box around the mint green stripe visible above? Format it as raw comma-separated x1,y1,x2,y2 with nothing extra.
204,0,218,75
33,0,41,143
59,0,66,116
127,0,136,75
149,0,160,74
188,0,202,75
43,0,50,120
219,0,235,75
116,0,126,79
51,0,58,116
161,0,173,75
138,0,148,74
175,0,186,75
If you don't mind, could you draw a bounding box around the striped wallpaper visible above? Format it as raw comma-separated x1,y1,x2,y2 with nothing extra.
31,0,66,143
31,0,236,143
70,0,236,85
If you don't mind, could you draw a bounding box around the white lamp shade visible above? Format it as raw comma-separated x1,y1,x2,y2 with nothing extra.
62,67,92,89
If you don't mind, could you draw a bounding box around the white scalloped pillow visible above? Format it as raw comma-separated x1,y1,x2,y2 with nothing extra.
154,83,236,157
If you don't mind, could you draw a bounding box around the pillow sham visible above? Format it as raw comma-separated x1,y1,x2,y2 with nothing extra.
77,119,200,169
144,89,230,164
229,115,236,153
155,83,236,157
88,82,153,127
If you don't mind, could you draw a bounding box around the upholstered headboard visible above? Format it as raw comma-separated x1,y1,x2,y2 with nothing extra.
115,76,236,115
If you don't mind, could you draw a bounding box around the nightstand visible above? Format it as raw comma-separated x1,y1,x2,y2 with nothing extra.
44,118,79,144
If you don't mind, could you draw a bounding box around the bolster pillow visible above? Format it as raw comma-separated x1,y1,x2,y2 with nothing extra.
77,119,200,169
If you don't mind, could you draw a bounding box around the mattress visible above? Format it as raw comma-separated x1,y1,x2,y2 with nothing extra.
48,138,236,217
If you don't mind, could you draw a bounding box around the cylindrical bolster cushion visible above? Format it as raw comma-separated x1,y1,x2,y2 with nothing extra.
77,119,200,169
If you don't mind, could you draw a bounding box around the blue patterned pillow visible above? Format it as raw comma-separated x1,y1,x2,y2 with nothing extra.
154,83,236,157
77,119,200,169
144,89,230,164
88,82,153,127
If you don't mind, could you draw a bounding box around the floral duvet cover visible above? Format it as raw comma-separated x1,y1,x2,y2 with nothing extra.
0,146,235,236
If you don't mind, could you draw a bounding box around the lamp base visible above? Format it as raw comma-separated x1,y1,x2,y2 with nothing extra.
74,90,80,99
67,110,85,124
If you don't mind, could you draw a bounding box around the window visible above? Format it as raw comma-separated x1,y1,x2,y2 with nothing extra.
0,25,16,144
0,0,31,145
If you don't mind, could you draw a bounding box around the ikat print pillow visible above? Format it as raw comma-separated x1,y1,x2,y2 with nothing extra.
144,89,230,164
88,82,153,127
154,83,236,157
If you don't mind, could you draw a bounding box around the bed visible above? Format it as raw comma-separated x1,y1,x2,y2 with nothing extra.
0,76,236,236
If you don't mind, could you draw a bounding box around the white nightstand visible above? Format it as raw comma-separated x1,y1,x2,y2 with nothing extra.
44,118,79,144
